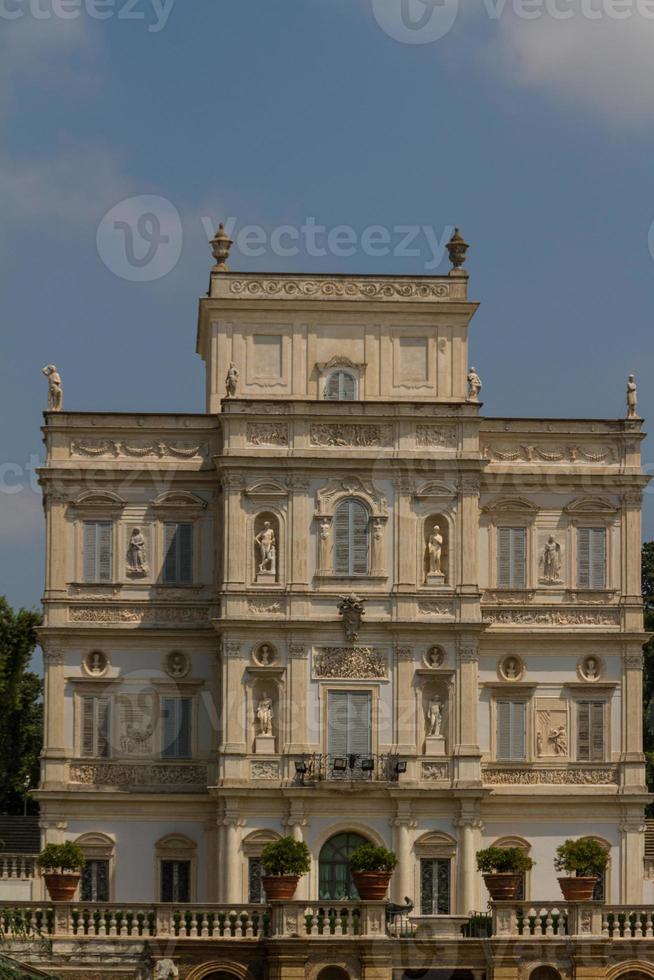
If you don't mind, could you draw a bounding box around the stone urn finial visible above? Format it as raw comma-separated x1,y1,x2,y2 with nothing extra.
447,227,469,275
210,222,233,272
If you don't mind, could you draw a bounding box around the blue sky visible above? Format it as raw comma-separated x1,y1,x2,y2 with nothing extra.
2,0,654,620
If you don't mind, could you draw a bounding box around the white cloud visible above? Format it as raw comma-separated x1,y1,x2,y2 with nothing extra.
489,2,654,126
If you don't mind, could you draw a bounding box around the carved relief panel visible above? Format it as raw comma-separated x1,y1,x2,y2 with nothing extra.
535,698,569,759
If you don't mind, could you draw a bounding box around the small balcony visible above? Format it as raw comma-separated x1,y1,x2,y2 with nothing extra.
294,753,406,784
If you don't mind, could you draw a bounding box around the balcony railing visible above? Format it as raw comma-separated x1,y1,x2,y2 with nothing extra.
0,856,37,881
492,902,654,938
294,753,405,783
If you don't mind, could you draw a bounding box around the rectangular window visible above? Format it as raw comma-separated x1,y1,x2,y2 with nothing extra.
160,860,190,903
327,690,372,758
577,527,606,589
248,857,264,903
83,521,113,583
163,523,193,584
420,858,451,915
577,701,605,762
496,700,527,761
497,527,526,588
161,697,192,759
81,696,111,758
81,859,109,902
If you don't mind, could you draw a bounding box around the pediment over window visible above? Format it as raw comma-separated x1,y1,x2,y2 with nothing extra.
563,496,618,515
242,829,282,856
317,476,387,517
151,490,207,511
70,489,126,512
244,480,288,499
74,832,115,857
482,496,538,516
415,481,457,499
414,831,457,856
316,356,365,373
155,833,197,856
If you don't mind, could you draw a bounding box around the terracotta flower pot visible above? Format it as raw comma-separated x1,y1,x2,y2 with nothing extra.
483,873,522,901
43,873,81,902
261,874,299,900
351,871,392,901
558,876,598,902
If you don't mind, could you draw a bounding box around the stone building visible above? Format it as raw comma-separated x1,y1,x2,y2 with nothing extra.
23,231,654,979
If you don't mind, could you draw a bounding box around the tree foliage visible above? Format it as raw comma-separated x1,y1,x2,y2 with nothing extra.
0,598,42,815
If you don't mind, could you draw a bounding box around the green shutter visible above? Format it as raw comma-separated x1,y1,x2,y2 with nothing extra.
164,523,178,583
178,524,193,584
578,700,603,761
351,502,369,575
81,696,96,757
162,697,192,759
497,700,526,761
577,527,591,588
328,691,371,757
83,523,97,583
577,701,591,760
512,528,526,588
81,696,110,758
590,529,606,589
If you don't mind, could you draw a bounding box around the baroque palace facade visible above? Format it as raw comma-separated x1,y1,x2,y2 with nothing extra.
18,232,654,979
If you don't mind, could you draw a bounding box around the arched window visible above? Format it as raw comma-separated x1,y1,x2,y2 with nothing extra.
324,370,357,401
333,499,369,576
319,832,369,900
530,968,563,980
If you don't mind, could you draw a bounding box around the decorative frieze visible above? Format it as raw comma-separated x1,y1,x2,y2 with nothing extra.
482,443,616,464
310,423,393,448
417,601,455,617
228,277,450,301
313,646,387,680
69,605,210,626
250,761,279,780
422,762,449,781
69,763,208,787
248,598,285,615
71,439,205,459
246,422,289,447
482,766,618,785
415,425,457,449
483,608,620,627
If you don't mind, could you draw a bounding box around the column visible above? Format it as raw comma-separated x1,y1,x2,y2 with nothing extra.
453,637,481,787
221,808,243,904
456,810,482,915
286,802,308,900
391,810,414,904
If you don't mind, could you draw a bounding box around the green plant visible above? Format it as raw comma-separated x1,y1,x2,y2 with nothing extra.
554,838,609,878
348,844,398,874
476,846,534,875
36,842,85,875
260,837,310,877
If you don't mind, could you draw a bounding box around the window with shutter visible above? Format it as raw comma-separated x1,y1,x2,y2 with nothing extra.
160,860,190,903
161,697,192,759
420,858,451,915
248,857,263,903
333,499,369,575
324,370,356,400
497,527,526,587
577,527,606,588
83,522,113,583
80,696,111,758
496,700,526,760
577,701,605,762
81,859,109,902
328,691,372,758
163,523,193,584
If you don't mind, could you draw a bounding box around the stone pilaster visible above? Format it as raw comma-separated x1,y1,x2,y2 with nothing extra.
394,644,416,754
288,475,310,589
620,810,646,903
222,473,246,588
453,637,481,787
620,646,647,790
391,803,415,904
455,808,483,916
285,642,309,754
219,804,243,903
41,642,67,787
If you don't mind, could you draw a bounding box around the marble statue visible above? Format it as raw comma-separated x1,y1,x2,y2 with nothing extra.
255,521,276,575
503,657,520,680
154,961,179,980
126,527,148,576
467,367,482,402
427,696,443,737
257,692,274,736
42,364,63,412
225,362,239,398
541,535,562,583
426,524,443,576
583,657,599,680
536,731,543,755
627,374,638,419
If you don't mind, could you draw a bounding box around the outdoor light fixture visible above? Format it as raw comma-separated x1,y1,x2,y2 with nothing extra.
395,760,407,774
332,757,347,772
294,760,307,775
361,757,375,772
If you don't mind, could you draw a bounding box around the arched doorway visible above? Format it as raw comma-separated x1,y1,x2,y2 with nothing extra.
319,832,368,900
530,967,562,980
614,973,653,980
317,968,350,980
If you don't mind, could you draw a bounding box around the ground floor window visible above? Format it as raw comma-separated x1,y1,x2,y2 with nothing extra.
160,859,190,903
319,832,368,900
80,859,109,902
420,858,451,915
248,857,264,903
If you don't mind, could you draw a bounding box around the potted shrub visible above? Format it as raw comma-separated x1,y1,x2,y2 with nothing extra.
37,842,86,902
554,838,609,902
260,836,311,900
348,844,398,901
476,847,534,901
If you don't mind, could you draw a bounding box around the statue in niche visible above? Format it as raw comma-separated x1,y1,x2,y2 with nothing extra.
225,362,239,398
502,657,521,680
427,695,443,737
627,374,638,419
338,593,366,642
256,692,274,736
467,367,482,402
42,364,63,412
548,726,567,756
540,535,562,584
87,651,107,675
126,527,148,576
255,644,273,666
536,731,544,756
426,524,444,577
582,656,599,680
167,651,188,678
255,521,277,576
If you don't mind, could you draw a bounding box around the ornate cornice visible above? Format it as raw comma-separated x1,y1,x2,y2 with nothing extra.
227,277,451,302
